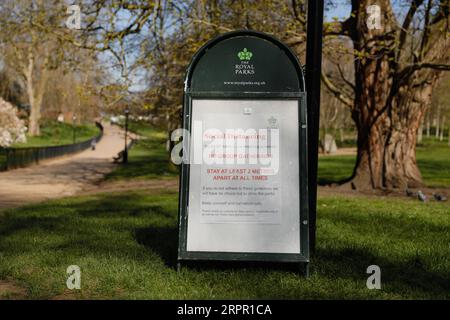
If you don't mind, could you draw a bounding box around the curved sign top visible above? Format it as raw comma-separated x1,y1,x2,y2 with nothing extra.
186,31,305,93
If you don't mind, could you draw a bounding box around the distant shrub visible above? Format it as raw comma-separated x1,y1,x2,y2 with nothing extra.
0,98,27,147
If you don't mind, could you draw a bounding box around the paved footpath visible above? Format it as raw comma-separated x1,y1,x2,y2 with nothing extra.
0,123,131,210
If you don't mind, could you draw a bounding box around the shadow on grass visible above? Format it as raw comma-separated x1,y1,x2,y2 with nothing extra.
1,190,449,298
315,247,450,297
134,225,305,273
0,191,178,259
74,193,174,219
0,215,66,239
135,226,178,268
134,223,449,297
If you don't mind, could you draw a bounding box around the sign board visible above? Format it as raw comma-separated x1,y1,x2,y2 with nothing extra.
177,31,309,270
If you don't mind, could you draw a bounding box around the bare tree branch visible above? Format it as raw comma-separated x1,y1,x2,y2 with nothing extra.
321,71,354,109
402,62,450,74
397,0,424,60
291,0,306,25
419,0,434,61
337,63,355,93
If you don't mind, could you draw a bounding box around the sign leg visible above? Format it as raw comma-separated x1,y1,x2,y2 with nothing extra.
300,263,310,278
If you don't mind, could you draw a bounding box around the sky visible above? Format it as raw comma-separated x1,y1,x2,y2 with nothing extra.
324,1,351,21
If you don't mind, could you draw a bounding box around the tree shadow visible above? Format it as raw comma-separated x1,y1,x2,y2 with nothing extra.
314,247,450,297
0,192,177,258
134,225,304,273
134,226,178,268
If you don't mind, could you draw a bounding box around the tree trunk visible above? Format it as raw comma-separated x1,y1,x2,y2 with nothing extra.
25,50,49,137
426,116,430,137
439,116,445,141
339,128,344,143
351,1,421,189
417,120,423,143
348,0,441,190
350,72,438,190
29,105,41,136
448,125,450,147
25,52,40,136
351,102,424,189
435,105,440,138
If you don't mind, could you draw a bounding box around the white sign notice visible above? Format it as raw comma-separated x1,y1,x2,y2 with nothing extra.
199,111,281,224
200,166,281,224
187,99,300,254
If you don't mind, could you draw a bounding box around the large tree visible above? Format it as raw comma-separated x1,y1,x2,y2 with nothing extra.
110,0,449,191
0,0,63,136
321,0,450,189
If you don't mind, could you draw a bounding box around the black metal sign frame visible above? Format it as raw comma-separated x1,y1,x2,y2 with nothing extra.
177,30,310,273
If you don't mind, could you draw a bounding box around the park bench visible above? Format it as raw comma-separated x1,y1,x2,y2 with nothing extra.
113,150,125,163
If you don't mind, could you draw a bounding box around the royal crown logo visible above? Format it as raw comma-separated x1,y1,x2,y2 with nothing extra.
238,48,253,61
267,116,278,128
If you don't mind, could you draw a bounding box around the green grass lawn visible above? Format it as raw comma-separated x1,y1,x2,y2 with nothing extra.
317,155,356,185
0,190,448,299
416,138,450,188
0,123,448,299
318,137,450,188
12,121,100,148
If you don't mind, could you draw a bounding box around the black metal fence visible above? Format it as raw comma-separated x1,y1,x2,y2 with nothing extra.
0,124,103,171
